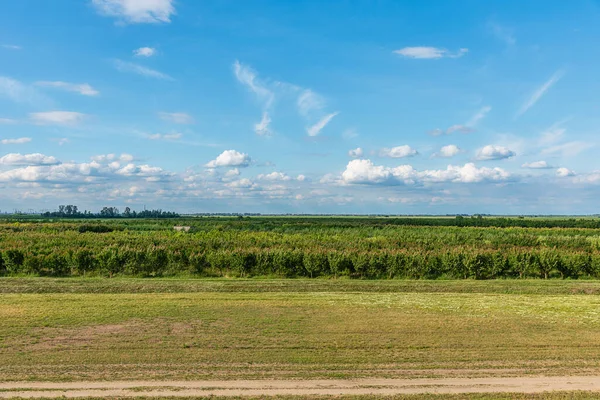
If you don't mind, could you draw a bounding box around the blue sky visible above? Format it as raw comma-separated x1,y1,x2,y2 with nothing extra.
1,0,600,214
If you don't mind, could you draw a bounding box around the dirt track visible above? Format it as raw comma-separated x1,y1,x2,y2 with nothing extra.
2,376,600,397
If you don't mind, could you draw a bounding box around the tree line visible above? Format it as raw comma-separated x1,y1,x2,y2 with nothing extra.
41,205,180,219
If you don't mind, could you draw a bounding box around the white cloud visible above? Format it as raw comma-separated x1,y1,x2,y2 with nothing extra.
517,70,564,117
133,47,156,57
341,159,510,185
1,137,31,145
0,153,59,166
556,167,575,177
521,161,552,169
307,112,339,136
35,81,99,96
225,168,240,177
538,125,566,146
158,112,194,124
0,118,17,124
254,112,271,136
257,171,291,181
226,178,254,188
91,153,134,163
92,0,175,24
475,145,515,161
435,145,461,158
233,60,274,109
54,138,70,146
431,106,491,136
145,132,182,141
114,59,173,80
297,89,325,117
393,47,468,59
348,147,363,158
487,22,516,46
541,141,593,158
380,145,418,158
206,150,251,168
29,111,86,126
342,128,359,139
296,174,306,182
1,44,21,50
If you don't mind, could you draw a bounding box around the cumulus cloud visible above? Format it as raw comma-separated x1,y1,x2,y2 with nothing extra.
521,161,552,169
254,112,271,136
114,60,173,80
206,150,251,168
517,70,564,117
92,0,175,24
434,145,461,158
134,47,156,57
380,145,418,158
1,137,31,145
296,174,306,182
91,153,134,163
225,168,240,178
556,167,575,177
34,81,99,96
29,111,86,126
257,171,291,181
0,153,59,166
341,159,510,185
348,147,363,158
393,47,468,59
307,112,338,137
475,145,515,161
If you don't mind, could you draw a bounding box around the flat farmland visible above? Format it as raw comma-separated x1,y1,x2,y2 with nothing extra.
1,279,600,398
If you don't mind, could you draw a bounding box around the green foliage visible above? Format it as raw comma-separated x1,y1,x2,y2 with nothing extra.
2,217,600,279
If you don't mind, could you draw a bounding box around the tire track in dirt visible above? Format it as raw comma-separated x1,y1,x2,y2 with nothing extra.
2,376,600,397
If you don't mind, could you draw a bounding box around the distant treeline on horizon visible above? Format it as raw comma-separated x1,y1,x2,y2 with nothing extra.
41,205,179,219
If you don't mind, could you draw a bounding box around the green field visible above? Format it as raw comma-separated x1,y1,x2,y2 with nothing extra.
2,279,600,383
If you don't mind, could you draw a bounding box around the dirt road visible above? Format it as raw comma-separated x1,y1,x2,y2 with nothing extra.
1,376,600,397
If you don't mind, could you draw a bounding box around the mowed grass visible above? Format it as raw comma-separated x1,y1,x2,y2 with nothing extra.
2,279,600,381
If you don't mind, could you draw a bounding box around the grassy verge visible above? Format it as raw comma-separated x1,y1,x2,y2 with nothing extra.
2,279,600,382
2,277,600,294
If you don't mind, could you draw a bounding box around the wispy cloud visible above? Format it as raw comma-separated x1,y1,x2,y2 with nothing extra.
0,76,49,106
233,60,274,109
307,112,339,137
145,132,182,141
35,81,99,96
92,0,175,24
0,118,18,124
541,141,593,158
1,44,21,50
487,22,516,46
158,112,194,124
113,59,173,80
517,70,564,117
297,89,325,117
1,137,31,145
254,112,271,136
393,47,468,59
29,111,86,126
466,106,492,127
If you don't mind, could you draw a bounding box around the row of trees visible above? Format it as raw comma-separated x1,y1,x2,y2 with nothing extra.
1,247,598,279
41,205,179,219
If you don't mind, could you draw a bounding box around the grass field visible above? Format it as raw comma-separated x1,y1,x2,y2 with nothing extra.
2,278,600,386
